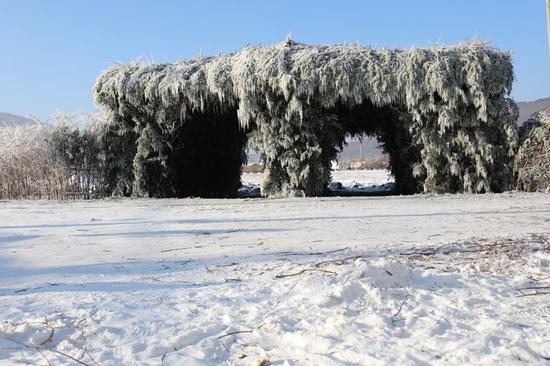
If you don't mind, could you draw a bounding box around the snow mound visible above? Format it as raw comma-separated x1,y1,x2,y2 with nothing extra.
355,259,411,288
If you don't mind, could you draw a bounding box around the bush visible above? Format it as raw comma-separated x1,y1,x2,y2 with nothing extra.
0,123,67,199
514,112,550,192
47,113,103,197
46,112,137,198
0,112,127,199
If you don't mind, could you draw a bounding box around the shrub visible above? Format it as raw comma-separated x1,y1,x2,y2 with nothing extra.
514,112,550,192
0,123,67,199
0,112,130,199
46,112,136,198
47,113,103,197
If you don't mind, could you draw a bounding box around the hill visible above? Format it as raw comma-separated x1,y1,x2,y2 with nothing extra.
0,112,37,127
516,97,550,124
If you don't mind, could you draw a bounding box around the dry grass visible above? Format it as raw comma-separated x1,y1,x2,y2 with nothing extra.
0,124,68,199
242,163,264,173
0,113,107,200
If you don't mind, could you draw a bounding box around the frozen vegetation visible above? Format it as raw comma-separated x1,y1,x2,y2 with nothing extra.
514,112,550,192
0,188,549,365
94,40,518,197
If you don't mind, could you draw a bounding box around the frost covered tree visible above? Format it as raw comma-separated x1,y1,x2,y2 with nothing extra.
514,112,550,192
93,39,518,197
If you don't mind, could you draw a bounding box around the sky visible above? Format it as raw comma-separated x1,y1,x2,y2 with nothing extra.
1,0,549,121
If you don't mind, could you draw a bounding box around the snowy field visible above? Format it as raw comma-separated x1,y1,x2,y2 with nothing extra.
242,169,394,188
241,169,395,196
0,184,549,364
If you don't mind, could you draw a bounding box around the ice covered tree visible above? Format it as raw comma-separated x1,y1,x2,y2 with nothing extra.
514,112,550,192
93,39,518,197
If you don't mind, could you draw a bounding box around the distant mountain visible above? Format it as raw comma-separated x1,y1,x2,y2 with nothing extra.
517,97,550,125
0,112,37,127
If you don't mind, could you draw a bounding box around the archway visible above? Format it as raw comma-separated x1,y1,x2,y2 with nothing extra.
93,40,518,198
331,101,421,195
250,101,421,196
131,108,248,198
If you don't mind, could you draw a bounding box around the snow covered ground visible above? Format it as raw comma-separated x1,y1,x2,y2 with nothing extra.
242,169,394,188
241,169,394,196
0,187,549,365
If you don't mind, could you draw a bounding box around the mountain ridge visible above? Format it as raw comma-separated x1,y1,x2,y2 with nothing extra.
0,112,37,127
516,97,550,124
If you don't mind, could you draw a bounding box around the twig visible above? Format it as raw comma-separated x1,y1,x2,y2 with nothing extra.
36,347,53,366
517,286,550,297
39,327,54,346
160,247,189,253
13,282,61,294
279,247,350,257
44,347,92,366
275,268,336,279
220,340,230,352
0,337,91,366
160,325,191,362
216,262,238,268
145,276,191,284
391,294,410,326
78,345,88,361
312,255,363,268
217,323,264,340
217,329,254,339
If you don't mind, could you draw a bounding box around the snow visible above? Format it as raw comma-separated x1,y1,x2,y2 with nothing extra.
242,169,393,188
325,169,394,194
241,169,394,196
0,187,549,365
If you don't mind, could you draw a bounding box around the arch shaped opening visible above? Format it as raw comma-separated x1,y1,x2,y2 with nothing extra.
330,101,421,195
332,135,393,195
248,100,424,197
130,108,248,198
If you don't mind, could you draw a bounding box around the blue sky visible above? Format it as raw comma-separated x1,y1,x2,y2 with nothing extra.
1,0,548,120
